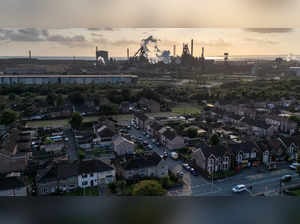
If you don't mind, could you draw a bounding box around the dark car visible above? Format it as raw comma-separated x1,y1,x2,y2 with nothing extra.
191,170,199,176
281,175,292,183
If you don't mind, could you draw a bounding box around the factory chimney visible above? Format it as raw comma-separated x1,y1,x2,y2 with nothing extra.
96,46,98,65
127,48,130,60
173,45,176,57
191,39,194,57
29,50,31,64
201,47,205,59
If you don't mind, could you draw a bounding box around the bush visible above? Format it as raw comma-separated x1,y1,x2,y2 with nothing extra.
108,182,117,194
132,180,167,196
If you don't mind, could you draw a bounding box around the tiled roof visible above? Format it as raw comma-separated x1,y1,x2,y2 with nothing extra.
122,152,162,170
229,142,257,154
79,159,114,174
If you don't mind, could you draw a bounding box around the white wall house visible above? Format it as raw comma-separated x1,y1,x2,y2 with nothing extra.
78,160,115,189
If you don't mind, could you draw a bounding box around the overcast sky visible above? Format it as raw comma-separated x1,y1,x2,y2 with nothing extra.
0,1,299,57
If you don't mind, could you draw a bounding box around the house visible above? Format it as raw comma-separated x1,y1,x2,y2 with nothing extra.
94,125,116,147
119,101,130,114
78,159,115,188
279,136,300,161
115,152,168,180
229,142,260,168
133,112,150,130
159,127,185,150
113,136,135,156
0,128,27,173
255,140,272,165
0,175,27,196
147,121,163,139
36,161,78,195
244,119,277,137
191,144,233,175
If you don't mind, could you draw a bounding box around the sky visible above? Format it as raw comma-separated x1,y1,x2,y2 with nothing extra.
0,0,299,57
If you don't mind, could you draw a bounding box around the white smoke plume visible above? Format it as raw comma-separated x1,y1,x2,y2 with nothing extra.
97,56,105,64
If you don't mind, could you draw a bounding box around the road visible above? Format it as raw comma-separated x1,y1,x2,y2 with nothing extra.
64,128,79,161
129,126,300,196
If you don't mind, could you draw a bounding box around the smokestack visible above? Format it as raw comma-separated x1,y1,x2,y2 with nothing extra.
191,39,194,57
201,47,204,59
127,48,130,60
29,50,31,63
96,46,98,65
173,45,176,57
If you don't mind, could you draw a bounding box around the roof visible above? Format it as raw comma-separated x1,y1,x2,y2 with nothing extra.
0,177,25,191
122,152,162,170
198,144,230,158
97,126,116,138
162,128,177,141
150,121,163,131
229,142,257,154
113,136,134,147
79,159,114,174
244,118,271,129
280,136,300,147
37,161,78,183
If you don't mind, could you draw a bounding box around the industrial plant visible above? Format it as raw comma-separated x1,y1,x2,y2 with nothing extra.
0,36,299,85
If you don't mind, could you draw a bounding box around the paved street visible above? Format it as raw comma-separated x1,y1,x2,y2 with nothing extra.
64,128,79,161
129,126,300,197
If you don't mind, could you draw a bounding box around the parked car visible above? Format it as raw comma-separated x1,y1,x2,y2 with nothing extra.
289,163,300,170
163,151,168,159
232,184,247,193
177,171,184,177
170,152,179,160
281,175,292,183
191,170,199,176
182,163,191,171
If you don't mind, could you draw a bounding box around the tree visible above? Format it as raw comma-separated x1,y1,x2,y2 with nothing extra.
56,94,64,108
69,112,83,129
209,134,220,146
0,109,18,126
297,165,300,176
68,92,85,106
184,127,198,138
132,180,167,196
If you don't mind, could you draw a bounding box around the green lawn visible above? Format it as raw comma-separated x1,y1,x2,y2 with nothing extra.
171,104,202,115
291,189,300,196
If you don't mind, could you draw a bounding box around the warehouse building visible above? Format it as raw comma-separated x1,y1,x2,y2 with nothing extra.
0,75,138,85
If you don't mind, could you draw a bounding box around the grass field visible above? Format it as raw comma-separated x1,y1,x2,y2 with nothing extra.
171,104,202,115
27,104,200,128
27,114,133,128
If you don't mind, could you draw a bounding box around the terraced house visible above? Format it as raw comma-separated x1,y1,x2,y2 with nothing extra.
191,144,233,175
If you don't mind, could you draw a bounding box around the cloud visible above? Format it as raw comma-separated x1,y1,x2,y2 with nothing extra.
0,28,86,46
93,37,139,47
198,38,231,48
244,37,279,45
244,28,293,33
88,27,114,31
